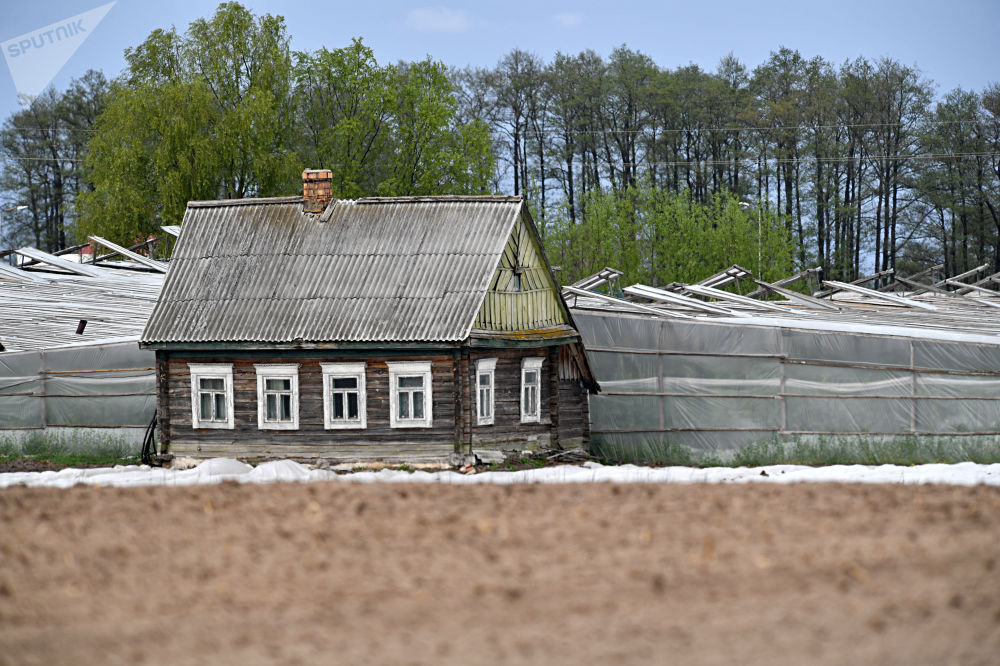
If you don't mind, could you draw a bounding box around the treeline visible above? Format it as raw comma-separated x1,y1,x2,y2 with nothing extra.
1,2,998,289
0,71,108,252
452,47,1000,282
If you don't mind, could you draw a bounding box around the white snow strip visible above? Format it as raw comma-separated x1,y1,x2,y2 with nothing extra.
1,458,999,489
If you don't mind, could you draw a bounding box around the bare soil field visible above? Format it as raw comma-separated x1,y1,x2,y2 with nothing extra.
1,480,998,665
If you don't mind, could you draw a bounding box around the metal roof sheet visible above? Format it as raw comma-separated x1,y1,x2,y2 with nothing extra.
0,267,164,352
568,288,1000,347
141,196,525,344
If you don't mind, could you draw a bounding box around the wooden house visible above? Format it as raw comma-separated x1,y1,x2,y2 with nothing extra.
140,170,596,463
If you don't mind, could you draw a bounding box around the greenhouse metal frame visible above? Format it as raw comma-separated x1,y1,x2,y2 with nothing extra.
569,265,1000,459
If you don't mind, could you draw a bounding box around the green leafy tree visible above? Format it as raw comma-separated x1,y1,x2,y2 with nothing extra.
382,58,493,195
546,182,795,286
78,2,297,243
294,39,393,197
294,42,492,198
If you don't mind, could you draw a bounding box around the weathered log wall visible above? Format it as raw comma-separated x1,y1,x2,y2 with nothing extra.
158,343,590,462
162,352,457,462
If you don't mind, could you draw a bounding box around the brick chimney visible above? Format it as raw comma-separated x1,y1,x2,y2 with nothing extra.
302,169,333,213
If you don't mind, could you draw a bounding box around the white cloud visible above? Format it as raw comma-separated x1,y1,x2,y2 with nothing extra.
553,12,582,28
406,7,471,33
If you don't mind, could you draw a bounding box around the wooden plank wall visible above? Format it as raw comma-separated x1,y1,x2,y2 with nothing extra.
163,353,457,462
475,289,566,331
464,345,589,451
160,345,591,461
557,377,589,449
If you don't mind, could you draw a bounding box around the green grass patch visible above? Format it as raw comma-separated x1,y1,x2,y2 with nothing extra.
0,432,140,467
485,457,548,472
592,434,1000,467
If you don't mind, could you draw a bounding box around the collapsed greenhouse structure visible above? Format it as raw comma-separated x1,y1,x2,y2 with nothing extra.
0,235,170,446
567,264,1000,461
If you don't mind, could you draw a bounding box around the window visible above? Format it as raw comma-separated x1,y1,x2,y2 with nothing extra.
254,364,300,430
321,362,367,429
387,361,433,428
476,358,497,426
188,363,234,429
521,357,544,423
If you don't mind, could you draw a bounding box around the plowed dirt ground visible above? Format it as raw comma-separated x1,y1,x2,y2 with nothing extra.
1,480,998,665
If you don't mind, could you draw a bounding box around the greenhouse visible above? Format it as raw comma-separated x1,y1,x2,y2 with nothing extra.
0,240,167,445
568,265,1000,460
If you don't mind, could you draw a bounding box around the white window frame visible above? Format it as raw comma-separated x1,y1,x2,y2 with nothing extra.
476,358,497,426
520,357,544,423
189,363,234,429
254,364,300,430
387,361,433,428
321,362,367,430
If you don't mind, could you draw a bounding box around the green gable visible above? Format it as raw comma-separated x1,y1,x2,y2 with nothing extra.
473,210,571,332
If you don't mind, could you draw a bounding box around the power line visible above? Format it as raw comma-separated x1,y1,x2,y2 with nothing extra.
5,150,998,166
508,118,996,136
513,151,998,169
2,156,81,162
0,127,97,133
623,151,996,168
5,117,996,137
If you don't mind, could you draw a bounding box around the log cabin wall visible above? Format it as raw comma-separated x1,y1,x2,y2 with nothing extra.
465,347,553,450
158,343,590,461
160,351,458,463
556,343,590,448
556,376,589,449
464,344,589,451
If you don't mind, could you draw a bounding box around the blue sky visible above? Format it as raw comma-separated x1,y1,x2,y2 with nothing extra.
1,0,998,118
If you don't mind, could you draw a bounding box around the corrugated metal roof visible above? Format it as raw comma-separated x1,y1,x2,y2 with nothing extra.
141,196,525,344
0,267,164,352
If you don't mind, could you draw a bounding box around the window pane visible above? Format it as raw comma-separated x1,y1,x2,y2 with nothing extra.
413,391,424,419
280,394,291,420
525,370,537,384
479,373,490,387
479,387,491,418
215,394,226,420
201,377,224,391
399,376,423,388
266,394,277,420
399,392,409,419
333,393,344,419
266,378,291,391
347,392,359,419
333,377,357,389
200,393,212,420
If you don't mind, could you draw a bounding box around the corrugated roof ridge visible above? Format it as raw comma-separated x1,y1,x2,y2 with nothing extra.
187,196,302,208
351,195,523,204
186,194,521,210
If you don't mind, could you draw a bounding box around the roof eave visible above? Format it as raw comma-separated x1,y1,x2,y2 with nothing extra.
140,339,463,352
